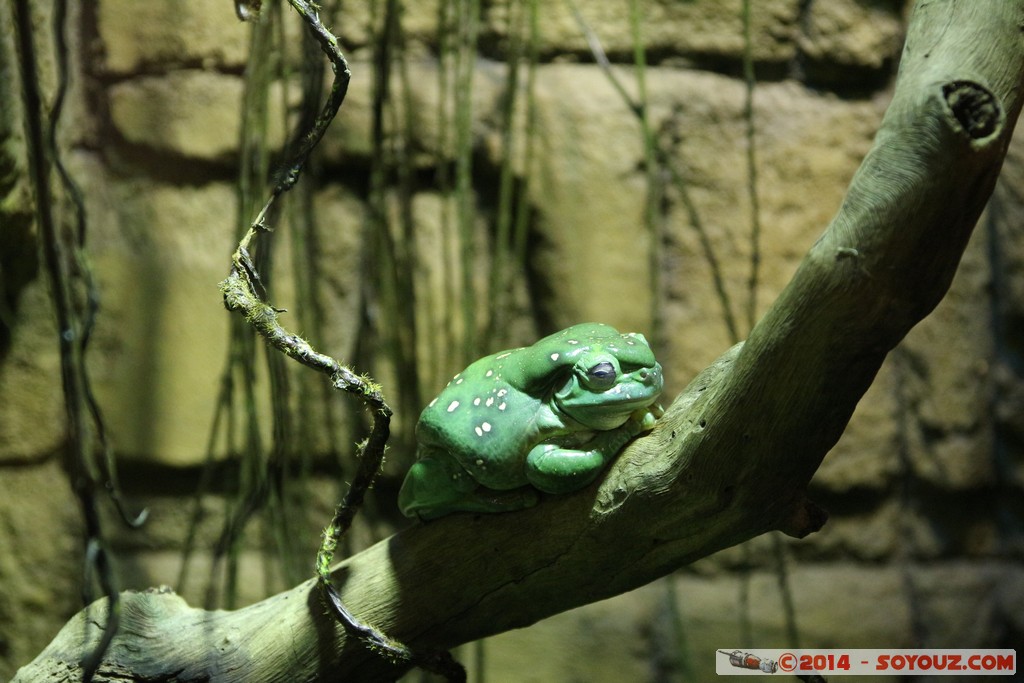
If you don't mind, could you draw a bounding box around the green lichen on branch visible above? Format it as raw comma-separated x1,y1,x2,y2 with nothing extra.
219,260,377,401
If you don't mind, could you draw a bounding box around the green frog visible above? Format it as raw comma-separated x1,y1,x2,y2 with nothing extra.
398,323,664,520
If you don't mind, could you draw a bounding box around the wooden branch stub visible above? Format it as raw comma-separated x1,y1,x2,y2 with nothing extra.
943,81,1001,140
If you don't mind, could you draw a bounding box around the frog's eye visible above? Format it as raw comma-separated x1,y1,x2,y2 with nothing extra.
586,361,617,390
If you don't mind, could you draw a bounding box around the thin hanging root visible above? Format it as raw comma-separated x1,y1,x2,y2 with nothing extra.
15,0,146,680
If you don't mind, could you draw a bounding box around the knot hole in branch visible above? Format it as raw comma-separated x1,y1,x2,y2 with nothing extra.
942,80,1001,140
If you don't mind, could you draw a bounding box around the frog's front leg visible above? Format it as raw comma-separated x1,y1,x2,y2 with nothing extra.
525,412,654,495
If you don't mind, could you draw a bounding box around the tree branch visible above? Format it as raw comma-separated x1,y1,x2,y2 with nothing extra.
15,1,1024,681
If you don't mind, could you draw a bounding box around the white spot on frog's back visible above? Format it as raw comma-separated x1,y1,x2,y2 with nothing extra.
428,397,438,408
495,352,512,360
550,353,559,361
473,397,481,406
447,400,460,412
485,369,494,378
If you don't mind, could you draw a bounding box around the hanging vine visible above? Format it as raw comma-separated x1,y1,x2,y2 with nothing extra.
568,0,804,668
12,0,147,679
220,1,465,679
736,0,802,655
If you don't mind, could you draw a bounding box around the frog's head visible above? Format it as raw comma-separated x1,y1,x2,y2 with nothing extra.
552,332,663,431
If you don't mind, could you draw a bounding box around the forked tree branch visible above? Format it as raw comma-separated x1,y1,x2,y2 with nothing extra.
15,1,1024,681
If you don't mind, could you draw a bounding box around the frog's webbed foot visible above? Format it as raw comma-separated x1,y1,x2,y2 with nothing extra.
460,486,539,516
399,455,539,520
635,403,664,431
411,487,540,521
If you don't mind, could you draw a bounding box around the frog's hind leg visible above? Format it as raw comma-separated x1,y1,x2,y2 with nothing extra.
398,455,538,520
525,444,607,494
525,423,640,495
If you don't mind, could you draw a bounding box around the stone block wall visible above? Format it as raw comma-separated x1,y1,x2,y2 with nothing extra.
2,0,1022,680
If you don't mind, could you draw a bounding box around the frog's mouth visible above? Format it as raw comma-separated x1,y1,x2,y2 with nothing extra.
557,389,660,431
